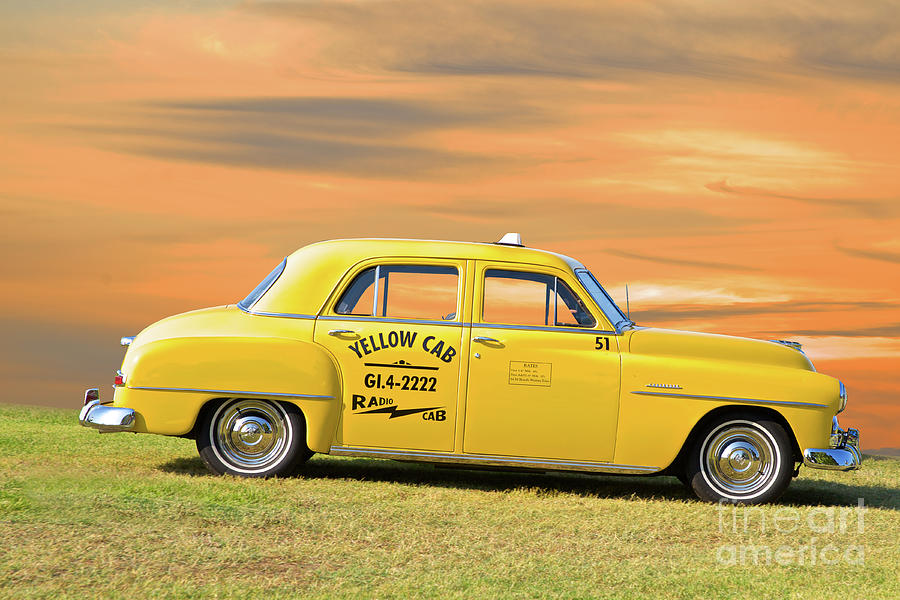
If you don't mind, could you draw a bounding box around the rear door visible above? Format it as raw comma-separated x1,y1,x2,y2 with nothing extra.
314,260,464,452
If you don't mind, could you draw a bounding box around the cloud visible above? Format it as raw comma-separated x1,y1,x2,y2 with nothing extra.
836,244,900,265
603,249,759,272
634,300,899,323
67,96,549,178
706,179,896,218
784,324,900,338
790,336,900,360
152,97,549,138
416,197,753,238
123,132,499,179
246,0,900,83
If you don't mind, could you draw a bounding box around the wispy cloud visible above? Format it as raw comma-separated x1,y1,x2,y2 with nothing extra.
791,336,900,361
837,244,900,265
151,97,551,137
634,301,899,323
784,324,900,338
248,0,900,83
64,96,552,178
706,179,895,218
603,249,758,272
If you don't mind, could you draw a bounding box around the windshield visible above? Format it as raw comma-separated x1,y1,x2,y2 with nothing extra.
575,269,632,329
238,258,286,310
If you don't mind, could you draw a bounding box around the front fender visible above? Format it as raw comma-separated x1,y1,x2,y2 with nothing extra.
614,352,838,468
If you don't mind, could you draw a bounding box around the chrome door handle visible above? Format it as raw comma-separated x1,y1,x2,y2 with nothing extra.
328,329,358,337
473,336,501,344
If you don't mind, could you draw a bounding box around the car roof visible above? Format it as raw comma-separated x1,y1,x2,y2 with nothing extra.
249,237,586,316
297,238,585,270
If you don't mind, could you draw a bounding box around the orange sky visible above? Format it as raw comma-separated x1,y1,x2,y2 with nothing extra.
2,1,898,448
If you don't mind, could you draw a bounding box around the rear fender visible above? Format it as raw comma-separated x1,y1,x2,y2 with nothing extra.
117,337,342,452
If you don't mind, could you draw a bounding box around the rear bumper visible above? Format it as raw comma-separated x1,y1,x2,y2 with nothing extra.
802,417,861,471
79,388,136,433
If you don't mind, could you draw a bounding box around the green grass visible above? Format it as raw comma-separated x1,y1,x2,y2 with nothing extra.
1,404,898,599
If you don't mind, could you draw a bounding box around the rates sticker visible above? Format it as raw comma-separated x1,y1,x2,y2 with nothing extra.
508,361,552,387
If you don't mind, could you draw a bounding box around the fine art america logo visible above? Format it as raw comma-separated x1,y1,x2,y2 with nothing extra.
715,499,866,566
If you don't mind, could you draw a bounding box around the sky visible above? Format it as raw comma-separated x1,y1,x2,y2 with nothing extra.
1,0,898,449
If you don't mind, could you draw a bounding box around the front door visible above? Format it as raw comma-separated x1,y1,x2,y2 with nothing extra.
463,264,620,462
314,261,464,452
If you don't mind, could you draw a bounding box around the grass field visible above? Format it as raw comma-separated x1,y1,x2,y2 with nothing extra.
1,404,898,599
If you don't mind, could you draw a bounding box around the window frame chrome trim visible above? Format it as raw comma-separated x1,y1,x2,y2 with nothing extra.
329,445,659,474
480,267,600,333
630,390,827,408
472,322,618,335
333,261,463,322
372,264,381,317
318,315,465,327
238,257,287,312
128,386,334,400
574,268,632,333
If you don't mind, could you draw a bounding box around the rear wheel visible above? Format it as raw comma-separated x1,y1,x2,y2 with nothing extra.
685,414,793,504
196,398,313,477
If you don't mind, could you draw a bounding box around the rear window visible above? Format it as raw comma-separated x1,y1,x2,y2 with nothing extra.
336,264,459,321
238,258,286,310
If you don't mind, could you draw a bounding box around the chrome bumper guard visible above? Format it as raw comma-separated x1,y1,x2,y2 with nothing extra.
802,417,861,471
79,388,136,433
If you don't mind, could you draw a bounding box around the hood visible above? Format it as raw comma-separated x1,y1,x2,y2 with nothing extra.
628,327,815,372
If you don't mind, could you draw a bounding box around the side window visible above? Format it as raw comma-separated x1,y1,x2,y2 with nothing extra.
482,269,595,328
336,265,459,321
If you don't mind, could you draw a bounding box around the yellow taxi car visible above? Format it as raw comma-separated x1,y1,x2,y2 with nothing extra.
80,234,861,503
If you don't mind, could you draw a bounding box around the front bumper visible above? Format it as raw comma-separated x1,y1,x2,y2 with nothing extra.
802,417,861,471
79,388,136,433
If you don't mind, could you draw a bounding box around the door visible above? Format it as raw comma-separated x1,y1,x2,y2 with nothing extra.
314,261,464,451
463,264,620,462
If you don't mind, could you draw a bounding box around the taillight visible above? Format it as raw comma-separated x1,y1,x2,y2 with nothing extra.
114,370,125,387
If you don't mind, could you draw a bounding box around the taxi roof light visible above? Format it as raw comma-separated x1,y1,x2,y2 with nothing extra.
496,232,523,247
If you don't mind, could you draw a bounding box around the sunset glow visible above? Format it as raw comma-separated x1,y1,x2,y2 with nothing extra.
2,1,898,448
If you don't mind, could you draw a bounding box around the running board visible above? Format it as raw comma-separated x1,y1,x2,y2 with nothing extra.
328,446,660,475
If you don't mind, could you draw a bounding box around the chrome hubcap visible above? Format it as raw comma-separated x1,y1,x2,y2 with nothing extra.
213,400,290,471
702,423,776,496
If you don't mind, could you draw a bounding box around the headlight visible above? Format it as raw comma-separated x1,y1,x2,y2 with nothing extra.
837,381,847,414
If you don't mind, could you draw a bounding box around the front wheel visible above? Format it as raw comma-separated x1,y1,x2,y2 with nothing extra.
196,398,313,477
685,414,793,504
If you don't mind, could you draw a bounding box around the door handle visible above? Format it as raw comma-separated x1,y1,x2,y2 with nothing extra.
328,329,359,337
473,336,502,345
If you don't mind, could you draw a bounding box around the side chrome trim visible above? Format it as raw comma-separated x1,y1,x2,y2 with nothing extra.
630,390,827,408
127,386,334,400
472,322,618,335
319,315,465,327
328,446,660,474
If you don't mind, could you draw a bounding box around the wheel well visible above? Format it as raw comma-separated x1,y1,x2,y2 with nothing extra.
178,397,308,440
662,405,802,475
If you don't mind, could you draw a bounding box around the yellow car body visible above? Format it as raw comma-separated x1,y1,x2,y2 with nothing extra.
80,235,861,502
